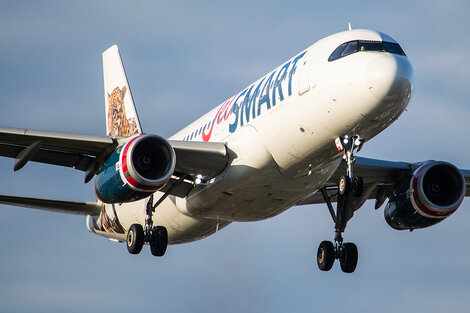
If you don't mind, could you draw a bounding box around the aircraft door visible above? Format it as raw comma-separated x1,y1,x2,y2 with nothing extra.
260,42,326,172
297,52,313,95
297,40,324,95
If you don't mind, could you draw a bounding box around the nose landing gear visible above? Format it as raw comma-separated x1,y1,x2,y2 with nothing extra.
317,136,363,273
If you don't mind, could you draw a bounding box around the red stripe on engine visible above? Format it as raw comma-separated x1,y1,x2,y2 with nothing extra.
120,136,165,191
121,137,137,179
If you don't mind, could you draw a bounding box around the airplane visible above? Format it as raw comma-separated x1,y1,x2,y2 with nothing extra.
0,28,468,274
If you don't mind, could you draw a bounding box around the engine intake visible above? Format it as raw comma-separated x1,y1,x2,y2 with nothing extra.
385,161,465,230
94,134,175,203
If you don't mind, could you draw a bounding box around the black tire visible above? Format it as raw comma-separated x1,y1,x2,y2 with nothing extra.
352,176,364,197
340,242,358,273
127,224,144,255
317,241,335,271
150,226,168,257
338,175,350,196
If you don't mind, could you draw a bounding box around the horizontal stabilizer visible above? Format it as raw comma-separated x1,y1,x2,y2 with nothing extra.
0,195,102,215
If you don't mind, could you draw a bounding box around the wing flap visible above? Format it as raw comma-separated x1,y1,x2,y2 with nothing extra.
0,126,230,198
299,157,416,206
0,195,102,215
0,126,116,172
0,142,94,171
0,126,115,154
327,157,412,186
299,157,470,206
169,140,229,178
0,127,229,179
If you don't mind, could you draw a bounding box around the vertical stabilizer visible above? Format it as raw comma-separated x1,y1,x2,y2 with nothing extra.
102,45,142,137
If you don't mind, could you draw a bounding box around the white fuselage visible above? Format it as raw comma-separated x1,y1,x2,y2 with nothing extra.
91,29,413,244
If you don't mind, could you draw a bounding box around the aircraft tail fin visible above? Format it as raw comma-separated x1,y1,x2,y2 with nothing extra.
102,45,142,137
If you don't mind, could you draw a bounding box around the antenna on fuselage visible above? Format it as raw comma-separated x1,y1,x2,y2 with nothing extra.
348,22,352,31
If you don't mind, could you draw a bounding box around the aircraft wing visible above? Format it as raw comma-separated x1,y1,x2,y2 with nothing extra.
0,126,229,198
298,157,470,207
0,126,115,172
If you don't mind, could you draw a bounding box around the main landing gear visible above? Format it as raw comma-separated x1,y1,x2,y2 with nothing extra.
317,135,364,273
126,194,168,257
125,175,188,257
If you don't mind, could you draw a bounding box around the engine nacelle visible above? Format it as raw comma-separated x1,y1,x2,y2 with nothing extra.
94,134,176,203
385,161,465,230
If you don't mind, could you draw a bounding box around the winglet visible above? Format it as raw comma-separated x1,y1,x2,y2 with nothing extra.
102,45,142,137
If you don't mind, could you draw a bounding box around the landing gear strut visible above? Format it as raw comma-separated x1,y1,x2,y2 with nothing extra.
317,135,364,273
126,194,168,257
144,194,169,257
126,175,188,257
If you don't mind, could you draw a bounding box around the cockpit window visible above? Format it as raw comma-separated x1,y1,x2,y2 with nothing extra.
383,42,406,56
342,41,358,57
328,42,348,62
359,41,384,52
328,40,406,61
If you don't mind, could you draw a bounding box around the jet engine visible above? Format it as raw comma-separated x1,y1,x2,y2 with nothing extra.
385,161,465,230
94,134,176,203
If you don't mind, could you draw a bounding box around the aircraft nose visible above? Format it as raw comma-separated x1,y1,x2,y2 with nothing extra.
366,54,414,100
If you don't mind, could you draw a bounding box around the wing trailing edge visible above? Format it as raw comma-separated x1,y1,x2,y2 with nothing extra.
0,126,230,198
298,157,470,206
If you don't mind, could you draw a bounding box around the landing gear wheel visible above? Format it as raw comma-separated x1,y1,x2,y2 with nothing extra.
352,176,363,197
150,226,168,257
127,224,144,255
317,241,335,271
338,175,350,196
340,242,358,273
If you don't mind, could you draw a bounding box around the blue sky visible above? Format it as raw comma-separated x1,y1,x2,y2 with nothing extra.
0,1,469,312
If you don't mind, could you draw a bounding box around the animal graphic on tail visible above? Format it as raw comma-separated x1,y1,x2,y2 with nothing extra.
107,86,139,137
